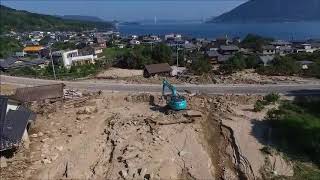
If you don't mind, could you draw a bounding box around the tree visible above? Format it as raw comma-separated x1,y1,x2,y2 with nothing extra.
0,36,22,58
241,34,273,52
39,36,51,46
245,54,260,69
191,56,211,75
151,43,172,64
52,41,76,51
258,56,300,76
219,53,247,74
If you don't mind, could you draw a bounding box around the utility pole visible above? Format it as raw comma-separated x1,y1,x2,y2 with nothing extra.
176,45,179,67
49,46,57,80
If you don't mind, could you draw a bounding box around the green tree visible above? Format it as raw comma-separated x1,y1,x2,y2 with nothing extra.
151,43,172,64
0,36,22,58
258,56,300,76
220,53,247,74
245,54,260,69
241,34,273,52
39,36,51,46
52,41,76,51
191,56,211,75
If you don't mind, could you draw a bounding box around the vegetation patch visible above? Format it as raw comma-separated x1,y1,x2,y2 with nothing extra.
267,96,320,166
253,93,280,112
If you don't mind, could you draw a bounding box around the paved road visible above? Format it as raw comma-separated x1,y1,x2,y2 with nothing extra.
1,75,320,95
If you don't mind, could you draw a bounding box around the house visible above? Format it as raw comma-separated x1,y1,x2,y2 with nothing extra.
0,58,48,71
215,37,230,47
94,37,107,48
183,42,198,52
129,39,141,45
15,52,26,58
270,40,291,47
206,50,221,64
277,46,293,56
219,45,239,55
269,40,292,54
262,45,276,55
62,49,96,68
117,44,125,49
297,60,314,70
11,83,65,103
164,34,182,41
218,55,233,63
0,96,36,152
93,47,104,55
295,43,318,53
143,63,172,78
23,45,44,56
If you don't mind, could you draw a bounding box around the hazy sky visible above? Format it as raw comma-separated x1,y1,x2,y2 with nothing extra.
1,0,246,21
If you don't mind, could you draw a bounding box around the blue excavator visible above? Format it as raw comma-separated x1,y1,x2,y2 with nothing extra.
162,79,187,111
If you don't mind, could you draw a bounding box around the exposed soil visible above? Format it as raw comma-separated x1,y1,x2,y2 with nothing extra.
0,87,293,180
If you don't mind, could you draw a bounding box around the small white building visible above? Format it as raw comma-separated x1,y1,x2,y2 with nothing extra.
165,34,182,41
62,49,96,68
130,39,141,45
296,44,318,53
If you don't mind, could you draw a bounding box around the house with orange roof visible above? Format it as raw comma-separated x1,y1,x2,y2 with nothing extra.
23,46,44,56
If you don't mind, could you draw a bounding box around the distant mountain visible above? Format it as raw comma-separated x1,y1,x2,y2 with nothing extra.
0,5,113,33
60,15,104,22
211,0,320,23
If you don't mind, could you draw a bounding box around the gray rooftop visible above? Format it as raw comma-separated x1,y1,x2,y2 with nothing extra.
220,45,239,51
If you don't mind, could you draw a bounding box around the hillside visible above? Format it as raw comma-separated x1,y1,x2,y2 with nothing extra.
0,5,113,33
211,0,320,23
60,15,104,22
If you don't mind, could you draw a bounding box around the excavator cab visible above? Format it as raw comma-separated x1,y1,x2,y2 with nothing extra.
168,95,187,111
162,80,187,111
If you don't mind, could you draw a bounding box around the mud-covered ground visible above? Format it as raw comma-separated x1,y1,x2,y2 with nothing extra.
0,86,293,179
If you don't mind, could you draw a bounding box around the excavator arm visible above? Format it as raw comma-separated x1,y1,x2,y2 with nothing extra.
162,79,187,111
162,79,178,97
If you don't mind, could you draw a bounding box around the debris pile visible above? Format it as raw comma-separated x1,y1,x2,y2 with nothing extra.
1,91,282,180
64,89,83,99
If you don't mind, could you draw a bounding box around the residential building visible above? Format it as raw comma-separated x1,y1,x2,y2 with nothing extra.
144,63,172,78
270,40,291,47
164,34,182,41
0,58,48,71
295,43,318,53
219,45,239,55
23,45,44,56
215,37,231,47
297,60,314,70
277,46,293,56
130,39,141,45
15,52,26,57
206,50,221,64
62,49,96,68
11,84,65,103
0,96,36,152
262,45,276,55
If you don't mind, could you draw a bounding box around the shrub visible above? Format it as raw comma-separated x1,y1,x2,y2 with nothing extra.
254,100,265,112
257,56,301,76
219,53,246,74
267,98,320,166
264,93,280,103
